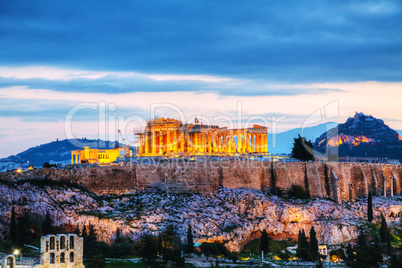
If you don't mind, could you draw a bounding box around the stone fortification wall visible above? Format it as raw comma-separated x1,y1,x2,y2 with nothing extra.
2,161,402,201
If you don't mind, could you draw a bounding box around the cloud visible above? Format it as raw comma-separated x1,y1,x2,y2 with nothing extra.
1,1,402,157
0,66,345,96
0,1,401,82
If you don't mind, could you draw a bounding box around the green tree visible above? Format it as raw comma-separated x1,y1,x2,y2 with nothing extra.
74,225,81,235
158,233,163,256
304,165,310,197
270,161,276,188
260,229,269,254
380,214,388,243
86,254,105,268
82,225,88,240
368,192,373,222
296,229,312,261
354,246,383,268
309,226,319,259
345,243,355,266
324,164,331,197
290,184,309,199
357,228,367,247
41,211,54,235
200,242,218,260
291,135,314,162
227,252,239,263
186,225,194,254
110,229,134,258
139,234,158,262
162,224,176,250
10,207,16,245
16,216,29,247
84,224,99,258
386,230,392,256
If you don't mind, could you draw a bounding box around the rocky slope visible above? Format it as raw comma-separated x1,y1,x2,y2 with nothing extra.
314,112,402,161
0,179,401,252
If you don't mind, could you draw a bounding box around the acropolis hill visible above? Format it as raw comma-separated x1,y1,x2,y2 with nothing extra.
4,161,402,202
1,161,402,252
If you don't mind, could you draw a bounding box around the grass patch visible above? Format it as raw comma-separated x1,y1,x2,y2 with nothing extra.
241,238,296,255
104,262,194,268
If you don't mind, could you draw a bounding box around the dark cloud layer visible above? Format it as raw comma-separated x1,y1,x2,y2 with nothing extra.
0,76,343,96
1,0,401,83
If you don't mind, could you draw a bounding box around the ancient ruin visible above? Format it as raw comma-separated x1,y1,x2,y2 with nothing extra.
34,234,84,268
135,117,268,156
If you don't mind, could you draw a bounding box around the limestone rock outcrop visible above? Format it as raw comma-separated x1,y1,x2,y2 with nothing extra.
1,180,401,252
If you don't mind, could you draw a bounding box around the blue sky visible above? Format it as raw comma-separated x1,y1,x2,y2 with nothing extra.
1,0,402,157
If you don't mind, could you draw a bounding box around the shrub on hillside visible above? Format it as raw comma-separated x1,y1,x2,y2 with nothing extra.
290,184,309,199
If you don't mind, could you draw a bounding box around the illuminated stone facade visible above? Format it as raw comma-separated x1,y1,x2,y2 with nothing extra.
136,117,268,156
34,234,84,268
71,146,132,165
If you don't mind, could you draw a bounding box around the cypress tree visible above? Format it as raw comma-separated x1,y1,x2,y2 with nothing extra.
139,234,158,262
82,224,88,257
41,211,54,235
16,216,29,247
10,207,16,244
324,164,331,197
84,224,99,258
270,161,276,189
368,192,373,222
387,230,392,256
299,229,309,250
260,229,269,254
186,225,194,254
218,165,224,187
380,214,388,243
309,226,318,258
304,165,310,197
82,225,88,238
296,229,311,261
158,233,163,256
297,230,302,247
88,224,98,247
357,228,367,248
345,243,354,265
74,225,81,235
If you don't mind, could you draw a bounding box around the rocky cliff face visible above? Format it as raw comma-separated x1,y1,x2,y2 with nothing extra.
314,112,402,161
3,162,402,203
1,179,401,252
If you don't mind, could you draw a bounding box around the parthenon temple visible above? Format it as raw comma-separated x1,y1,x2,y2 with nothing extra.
135,117,268,156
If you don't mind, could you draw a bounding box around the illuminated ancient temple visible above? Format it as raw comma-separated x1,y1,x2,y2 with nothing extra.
135,117,268,156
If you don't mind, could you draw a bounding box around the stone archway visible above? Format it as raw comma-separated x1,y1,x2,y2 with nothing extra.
3,255,16,268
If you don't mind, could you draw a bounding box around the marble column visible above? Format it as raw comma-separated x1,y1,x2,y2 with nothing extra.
152,130,156,154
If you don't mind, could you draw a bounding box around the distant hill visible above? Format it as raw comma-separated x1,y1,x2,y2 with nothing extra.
314,113,402,161
268,122,337,154
2,119,398,169
0,138,125,167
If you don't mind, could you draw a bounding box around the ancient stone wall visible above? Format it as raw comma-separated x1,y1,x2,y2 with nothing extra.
3,161,402,201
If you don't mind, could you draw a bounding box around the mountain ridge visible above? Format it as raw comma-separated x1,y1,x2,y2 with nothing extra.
0,138,125,168
314,113,402,161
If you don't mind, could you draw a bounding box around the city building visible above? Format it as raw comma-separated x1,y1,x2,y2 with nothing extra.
71,146,132,165
2,233,84,268
135,117,268,157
